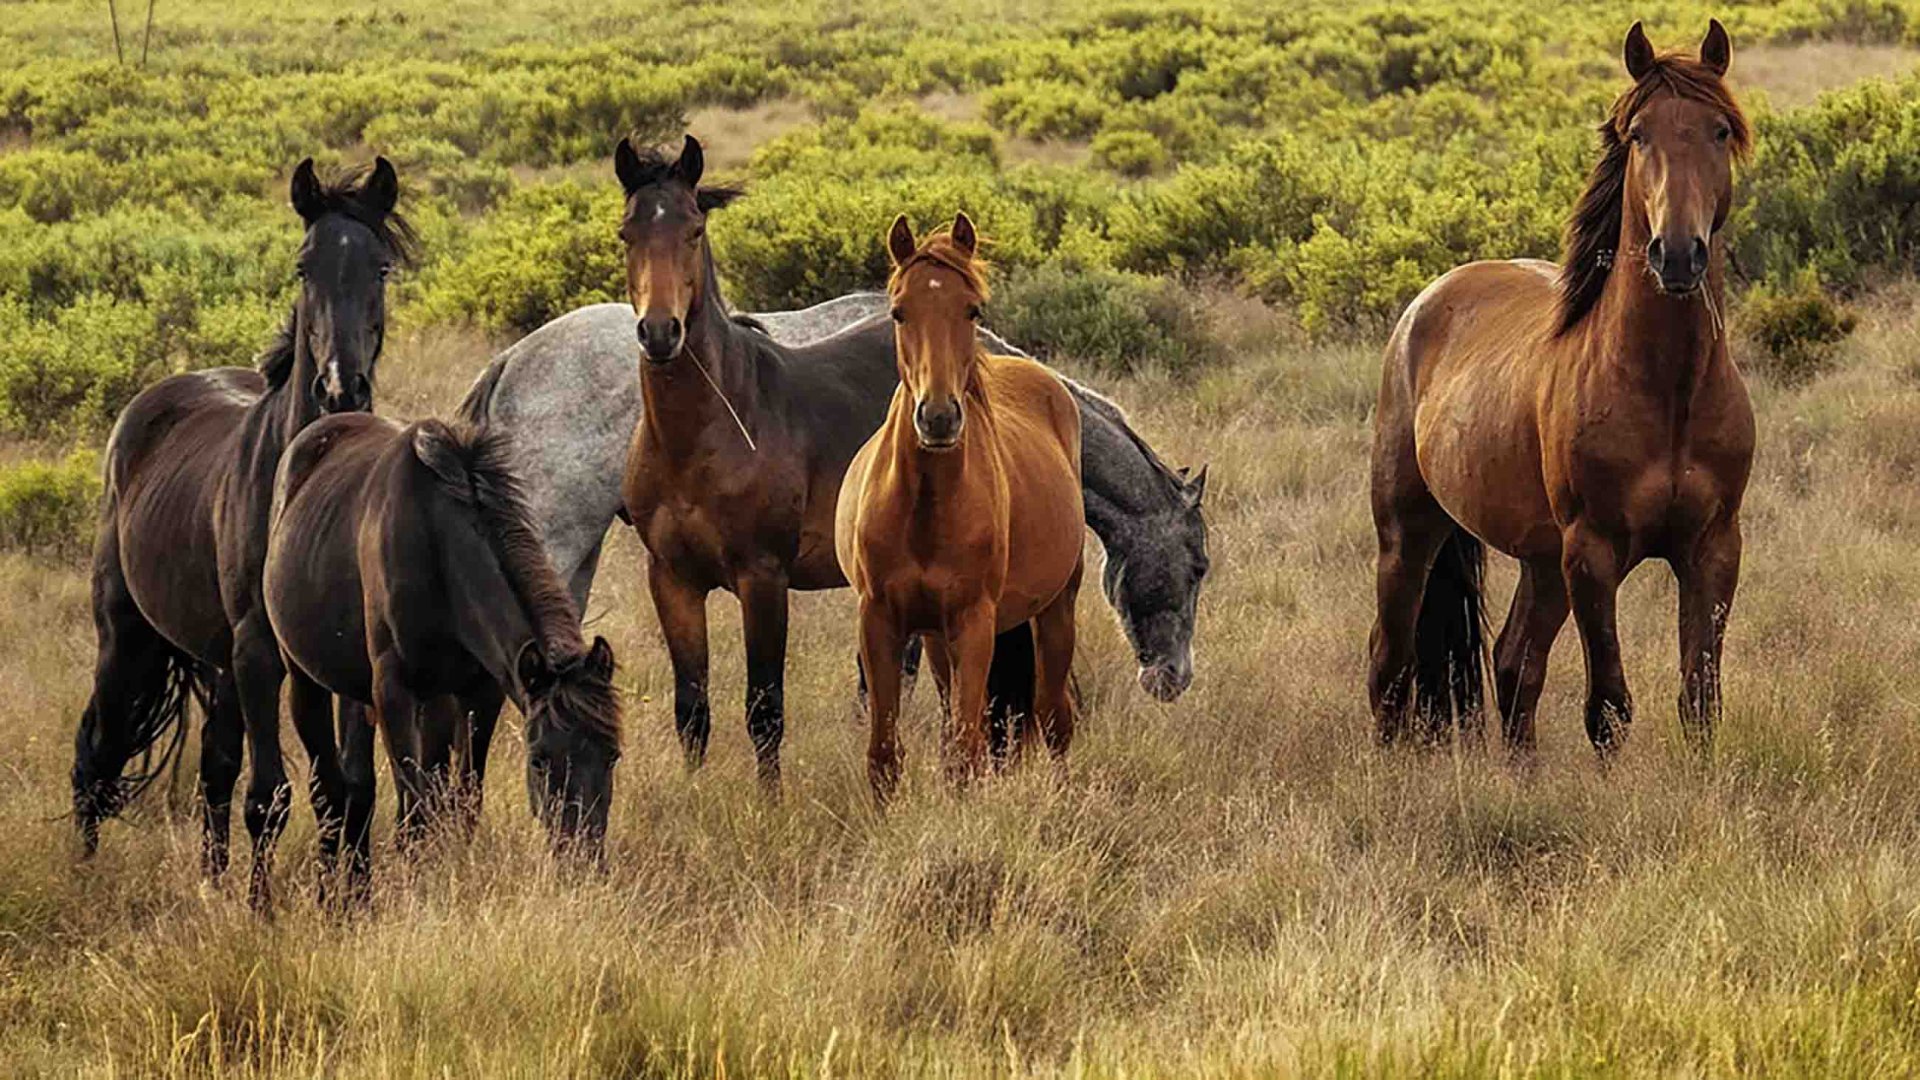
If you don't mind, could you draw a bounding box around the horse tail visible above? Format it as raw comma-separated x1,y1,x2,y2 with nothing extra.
456,353,509,428
1412,527,1489,743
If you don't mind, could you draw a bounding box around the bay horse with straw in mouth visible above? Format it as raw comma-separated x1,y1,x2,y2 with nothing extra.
837,213,1084,800
71,158,410,907
264,415,621,894
1369,20,1752,755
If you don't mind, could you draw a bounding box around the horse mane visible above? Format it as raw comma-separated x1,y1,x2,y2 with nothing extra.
407,421,604,727
1067,375,1190,501
256,307,299,389
889,231,992,303
300,161,420,266
1555,52,1751,336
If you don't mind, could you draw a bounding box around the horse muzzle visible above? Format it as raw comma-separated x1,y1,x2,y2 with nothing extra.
1646,235,1708,295
637,316,684,365
1138,657,1193,703
312,372,372,414
913,398,963,450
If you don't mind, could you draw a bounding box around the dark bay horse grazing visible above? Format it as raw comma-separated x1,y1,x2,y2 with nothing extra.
265,415,620,889
72,159,410,901
1369,21,1752,755
838,215,1083,798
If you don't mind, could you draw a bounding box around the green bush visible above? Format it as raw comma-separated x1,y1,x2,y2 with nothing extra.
0,449,100,560
1737,275,1859,385
990,260,1221,378
411,182,626,333
1091,130,1168,177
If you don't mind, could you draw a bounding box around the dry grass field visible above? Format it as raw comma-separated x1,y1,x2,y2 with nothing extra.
6,281,1920,1075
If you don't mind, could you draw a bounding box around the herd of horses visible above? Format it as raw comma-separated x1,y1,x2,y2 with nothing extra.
65,20,1752,908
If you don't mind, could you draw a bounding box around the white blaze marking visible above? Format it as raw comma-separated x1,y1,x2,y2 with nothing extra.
653,203,666,222
928,279,942,289
326,359,343,398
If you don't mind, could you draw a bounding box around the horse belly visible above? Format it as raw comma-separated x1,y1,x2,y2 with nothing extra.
117,459,231,664
1414,377,1555,558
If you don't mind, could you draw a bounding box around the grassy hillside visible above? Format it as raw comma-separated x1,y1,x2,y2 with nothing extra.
7,0,1920,1075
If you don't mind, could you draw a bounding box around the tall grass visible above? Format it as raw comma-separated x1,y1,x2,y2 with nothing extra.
8,284,1920,1075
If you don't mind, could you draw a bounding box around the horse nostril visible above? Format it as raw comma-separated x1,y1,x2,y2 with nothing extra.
634,321,645,345
666,318,682,341
1690,237,1709,276
1645,237,1664,269
311,374,328,402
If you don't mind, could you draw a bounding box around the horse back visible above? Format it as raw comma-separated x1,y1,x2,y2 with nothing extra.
103,368,266,662
266,413,403,701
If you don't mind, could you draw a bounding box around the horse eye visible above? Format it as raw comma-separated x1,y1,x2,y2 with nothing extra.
1714,124,1731,144
378,264,393,280
688,226,705,243
890,307,905,323
966,305,981,322
294,265,308,281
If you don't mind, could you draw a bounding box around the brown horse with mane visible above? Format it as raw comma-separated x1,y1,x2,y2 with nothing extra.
71,159,410,908
1369,21,1753,755
265,415,621,894
837,214,1084,799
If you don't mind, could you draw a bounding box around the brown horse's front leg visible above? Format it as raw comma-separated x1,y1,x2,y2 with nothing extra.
1676,517,1741,755
647,557,711,771
738,571,790,793
943,601,998,786
1031,559,1083,768
1563,524,1633,756
1492,556,1570,757
858,600,906,804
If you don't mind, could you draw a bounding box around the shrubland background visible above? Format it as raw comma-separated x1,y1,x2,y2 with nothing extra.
7,0,1920,1075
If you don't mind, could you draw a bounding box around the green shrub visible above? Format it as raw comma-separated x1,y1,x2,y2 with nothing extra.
1090,130,1167,177
411,182,625,333
981,80,1110,140
0,449,100,560
1738,276,1859,385
990,260,1221,378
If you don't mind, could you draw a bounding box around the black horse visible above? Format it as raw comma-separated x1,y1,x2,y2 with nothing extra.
71,158,411,909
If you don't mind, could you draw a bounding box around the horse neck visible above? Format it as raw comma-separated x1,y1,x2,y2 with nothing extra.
1077,411,1178,544
1591,214,1726,395
639,246,759,457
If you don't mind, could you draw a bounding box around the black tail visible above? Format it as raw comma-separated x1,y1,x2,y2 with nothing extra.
71,646,203,841
455,352,508,428
1412,528,1489,744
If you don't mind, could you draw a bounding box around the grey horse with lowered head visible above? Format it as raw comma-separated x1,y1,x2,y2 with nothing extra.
458,295,1210,703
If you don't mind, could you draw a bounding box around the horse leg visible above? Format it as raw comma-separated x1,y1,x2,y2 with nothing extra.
415,695,462,835
1367,500,1451,745
337,700,376,904
1676,517,1741,756
943,602,998,786
738,571,790,792
858,601,906,804
565,534,606,620
1562,524,1633,756
286,666,348,906
198,669,244,879
1031,560,1084,769
985,624,1037,768
460,681,507,836
372,656,429,851
233,612,292,913
647,559,711,771
1491,556,1569,757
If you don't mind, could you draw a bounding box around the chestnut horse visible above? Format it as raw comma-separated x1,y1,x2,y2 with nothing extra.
1369,21,1753,755
72,159,410,907
265,415,621,892
837,214,1084,799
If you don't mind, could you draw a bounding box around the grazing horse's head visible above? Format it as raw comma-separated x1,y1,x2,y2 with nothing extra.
1103,464,1210,702
614,134,744,364
519,636,621,856
1561,21,1749,327
886,213,988,451
286,157,411,413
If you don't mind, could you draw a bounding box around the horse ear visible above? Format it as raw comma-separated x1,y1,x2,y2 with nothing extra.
614,137,645,195
696,186,744,214
675,135,705,188
1700,18,1731,76
517,642,555,697
951,211,977,257
1184,463,1209,507
363,156,399,218
586,636,615,677
1623,21,1655,80
290,158,323,222
888,214,917,266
